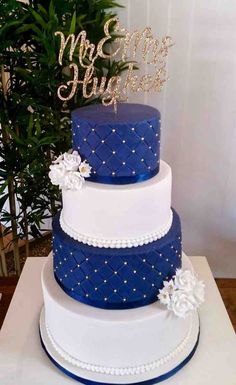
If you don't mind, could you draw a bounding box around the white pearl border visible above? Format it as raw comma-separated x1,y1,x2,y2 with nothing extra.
59,210,173,249
45,315,194,376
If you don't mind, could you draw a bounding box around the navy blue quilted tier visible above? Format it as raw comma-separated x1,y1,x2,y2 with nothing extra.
72,103,161,185
53,210,182,310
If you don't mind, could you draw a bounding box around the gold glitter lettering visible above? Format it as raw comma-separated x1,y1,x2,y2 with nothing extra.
55,18,173,111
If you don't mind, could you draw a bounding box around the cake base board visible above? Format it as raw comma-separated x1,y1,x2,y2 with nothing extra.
39,254,200,384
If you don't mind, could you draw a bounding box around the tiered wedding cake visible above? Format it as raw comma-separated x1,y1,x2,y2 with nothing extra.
40,103,203,384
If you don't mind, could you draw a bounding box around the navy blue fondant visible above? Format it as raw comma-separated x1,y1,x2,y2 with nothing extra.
40,327,200,385
72,103,161,185
53,210,182,310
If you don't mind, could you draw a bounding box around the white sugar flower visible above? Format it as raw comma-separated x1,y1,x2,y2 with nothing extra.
158,288,171,305
49,150,91,190
53,153,65,164
63,171,84,190
49,163,66,187
62,150,81,171
169,290,195,318
192,280,205,306
79,161,92,178
158,268,205,318
163,279,175,295
174,269,197,292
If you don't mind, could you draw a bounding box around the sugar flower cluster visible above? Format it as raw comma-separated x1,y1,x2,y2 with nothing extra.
49,150,91,190
158,269,205,318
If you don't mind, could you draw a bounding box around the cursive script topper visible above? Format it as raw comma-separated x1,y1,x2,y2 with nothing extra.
55,17,173,112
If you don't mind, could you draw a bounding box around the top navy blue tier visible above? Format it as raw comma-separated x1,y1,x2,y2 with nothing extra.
53,209,182,310
72,103,161,185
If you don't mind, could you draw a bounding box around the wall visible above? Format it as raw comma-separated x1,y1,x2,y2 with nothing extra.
117,0,236,277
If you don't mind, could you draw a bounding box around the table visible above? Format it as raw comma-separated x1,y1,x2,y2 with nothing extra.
0,257,236,385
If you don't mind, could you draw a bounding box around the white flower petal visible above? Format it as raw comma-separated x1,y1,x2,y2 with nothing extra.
79,161,92,178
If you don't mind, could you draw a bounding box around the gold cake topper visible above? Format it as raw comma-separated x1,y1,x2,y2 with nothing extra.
55,17,173,112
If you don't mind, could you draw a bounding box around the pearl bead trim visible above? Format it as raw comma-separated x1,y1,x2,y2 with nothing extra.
59,210,173,249
45,315,194,376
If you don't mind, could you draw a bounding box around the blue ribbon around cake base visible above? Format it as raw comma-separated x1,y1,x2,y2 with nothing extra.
87,167,159,185
39,328,200,385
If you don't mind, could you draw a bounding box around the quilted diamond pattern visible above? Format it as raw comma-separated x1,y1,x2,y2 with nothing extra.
53,210,182,310
72,117,161,180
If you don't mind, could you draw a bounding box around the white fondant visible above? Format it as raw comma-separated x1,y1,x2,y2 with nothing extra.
41,309,195,375
60,210,173,248
41,254,200,378
61,160,172,247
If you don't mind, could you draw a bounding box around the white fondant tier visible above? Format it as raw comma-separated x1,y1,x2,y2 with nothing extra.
61,160,172,248
41,254,200,383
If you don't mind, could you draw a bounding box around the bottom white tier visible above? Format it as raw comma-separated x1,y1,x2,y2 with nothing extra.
40,254,200,384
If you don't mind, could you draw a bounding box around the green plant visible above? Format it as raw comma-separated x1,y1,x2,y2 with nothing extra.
0,0,127,275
